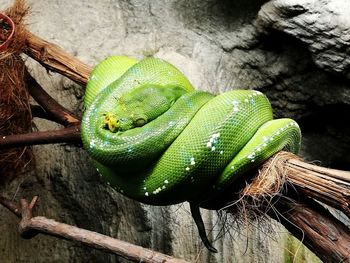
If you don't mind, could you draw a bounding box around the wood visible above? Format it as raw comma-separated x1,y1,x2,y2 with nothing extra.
26,71,80,126
0,197,189,263
0,125,81,149
286,157,350,217
267,196,350,263
0,195,21,217
238,151,350,262
24,30,92,85
246,151,350,218
21,217,189,263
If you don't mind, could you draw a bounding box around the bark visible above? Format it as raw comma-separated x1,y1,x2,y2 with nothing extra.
24,30,92,86
0,126,81,148
0,196,189,263
267,196,350,263
27,72,80,126
285,157,350,218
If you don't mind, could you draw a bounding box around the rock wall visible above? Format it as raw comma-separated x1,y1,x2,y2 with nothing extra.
1,0,349,262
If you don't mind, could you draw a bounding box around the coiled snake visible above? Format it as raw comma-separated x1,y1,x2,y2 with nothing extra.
81,56,301,252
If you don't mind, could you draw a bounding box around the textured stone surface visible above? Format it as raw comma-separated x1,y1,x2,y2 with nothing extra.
255,0,350,169
257,0,350,78
1,0,349,262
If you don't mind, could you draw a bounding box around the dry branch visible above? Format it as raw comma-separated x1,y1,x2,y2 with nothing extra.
286,157,350,218
0,196,189,263
0,195,21,217
267,196,350,263
225,193,350,263
0,125,81,149
22,217,188,263
24,31,92,85
26,72,80,126
238,151,350,262
245,152,350,219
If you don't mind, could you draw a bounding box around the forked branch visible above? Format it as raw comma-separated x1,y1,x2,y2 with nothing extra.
238,151,350,262
0,196,189,263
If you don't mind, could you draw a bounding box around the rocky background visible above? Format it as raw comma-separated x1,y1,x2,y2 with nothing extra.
0,0,349,262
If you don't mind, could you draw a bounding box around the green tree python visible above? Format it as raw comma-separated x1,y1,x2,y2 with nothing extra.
81,56,301,252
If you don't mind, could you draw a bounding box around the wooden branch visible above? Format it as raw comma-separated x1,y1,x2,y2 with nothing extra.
243,151,350,219
26,71,80,126
238,151,350,262
0,125,81,149
22,217,188,263
19,197,39,239
267,196,350,263
0,195,189,263
285,157,350,218
0,70,82,148
30,104,56,122
0,195,21,217
24,30,92,85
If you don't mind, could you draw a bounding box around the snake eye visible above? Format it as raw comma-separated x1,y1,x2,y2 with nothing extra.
134,118,146,127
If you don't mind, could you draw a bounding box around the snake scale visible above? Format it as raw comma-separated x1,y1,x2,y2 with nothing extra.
81,56,301,252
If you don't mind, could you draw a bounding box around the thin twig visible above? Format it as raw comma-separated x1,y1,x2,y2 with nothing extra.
0,195,189,263
28,195,38,209
0,125,81,149
30,104,55,122
26,71,80,126
0,195,21,217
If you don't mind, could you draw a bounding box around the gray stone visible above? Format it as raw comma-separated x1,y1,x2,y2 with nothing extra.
257,0,350,78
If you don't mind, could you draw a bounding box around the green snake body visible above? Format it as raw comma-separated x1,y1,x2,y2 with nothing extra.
81,56,301,251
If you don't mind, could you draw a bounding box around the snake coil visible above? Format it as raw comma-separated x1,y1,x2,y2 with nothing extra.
81,56,301,252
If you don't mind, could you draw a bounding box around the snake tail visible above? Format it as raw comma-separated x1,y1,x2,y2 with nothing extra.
190,202,218,253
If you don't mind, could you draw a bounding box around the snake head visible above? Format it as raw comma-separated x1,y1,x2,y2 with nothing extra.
103,112,145,132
